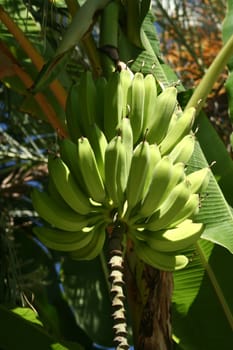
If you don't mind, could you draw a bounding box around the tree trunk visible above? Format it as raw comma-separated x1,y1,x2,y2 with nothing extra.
125,245,173,350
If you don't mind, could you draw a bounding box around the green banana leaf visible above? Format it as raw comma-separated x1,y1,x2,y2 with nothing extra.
172,239,233,349
0,305,84,350
195,112,233,207
187,138,233,253
170,138,233,347
13,230,93,349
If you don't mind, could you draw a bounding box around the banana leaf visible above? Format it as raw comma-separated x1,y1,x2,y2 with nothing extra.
0,305,84,350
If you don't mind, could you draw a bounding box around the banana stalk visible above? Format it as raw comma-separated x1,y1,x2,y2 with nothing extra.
108,220,129,350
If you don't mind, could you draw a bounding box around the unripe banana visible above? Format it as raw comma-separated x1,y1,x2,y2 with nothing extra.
169,162,186,185
65,82,82,142
59,138,88,193
139,156,173,218
104,135,127,207
47,177,68,206
31,189,95,232
169,134,195,164
95,76,107,130
33,225,96,252
145,180,191,231
140,220,203,253
77,137,106,203
70,224,106,260
142,143,162,196
86,123,108,180
166,112,178,133
142,73,157,134
117,117,133,175
126,140,151,213
116,137,129,209
47,156,93,215
134,239,189,271
119,69,133,117
79,71,98,135
171,193,200,226
159,107,196,155
127,72,145,144
186,167,211,194
146,86,177,144
104,72,124,141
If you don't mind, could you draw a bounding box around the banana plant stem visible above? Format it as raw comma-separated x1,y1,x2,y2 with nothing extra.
186,33,233,114
108,220,129,350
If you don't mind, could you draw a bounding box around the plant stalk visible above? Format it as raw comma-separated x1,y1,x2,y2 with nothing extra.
108,220,129,350
186,34,233,114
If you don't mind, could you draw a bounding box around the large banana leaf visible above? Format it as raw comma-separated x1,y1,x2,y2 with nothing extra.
0,305,84,350
171,140,233,349
172,240,233,349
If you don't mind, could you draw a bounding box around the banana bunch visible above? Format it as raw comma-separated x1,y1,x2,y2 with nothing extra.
32,69,211,271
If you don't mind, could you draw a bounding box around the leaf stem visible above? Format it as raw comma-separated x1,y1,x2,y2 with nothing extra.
186,34,233,114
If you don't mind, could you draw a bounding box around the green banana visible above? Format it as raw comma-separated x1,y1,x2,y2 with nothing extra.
171,193,200,226
33,225,96,252
127,72,145,144
137,220,203,253
47,177,69,207
85,123,108,180
145,180,191,231
116,137,129,210
139,156,173,218
65,82,82,142
59,138,87,192
31,189,95,231
142,74,157,134
117,117,133,176
146,86,177,144
78,71,98,135
104,71,124,141
126,139,151,213
70,224,106,260
166,112,178,133
104,135,127,207
95,76,107,130
77,137,106,203
119,69,133,117
169,162,186,185
134,239,189,271
159,107,196,155
186,167,211,193
169,134,195,164
142,143,162,196
47,156,93,215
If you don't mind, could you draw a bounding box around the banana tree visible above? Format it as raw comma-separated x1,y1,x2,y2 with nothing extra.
0,1,233,349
